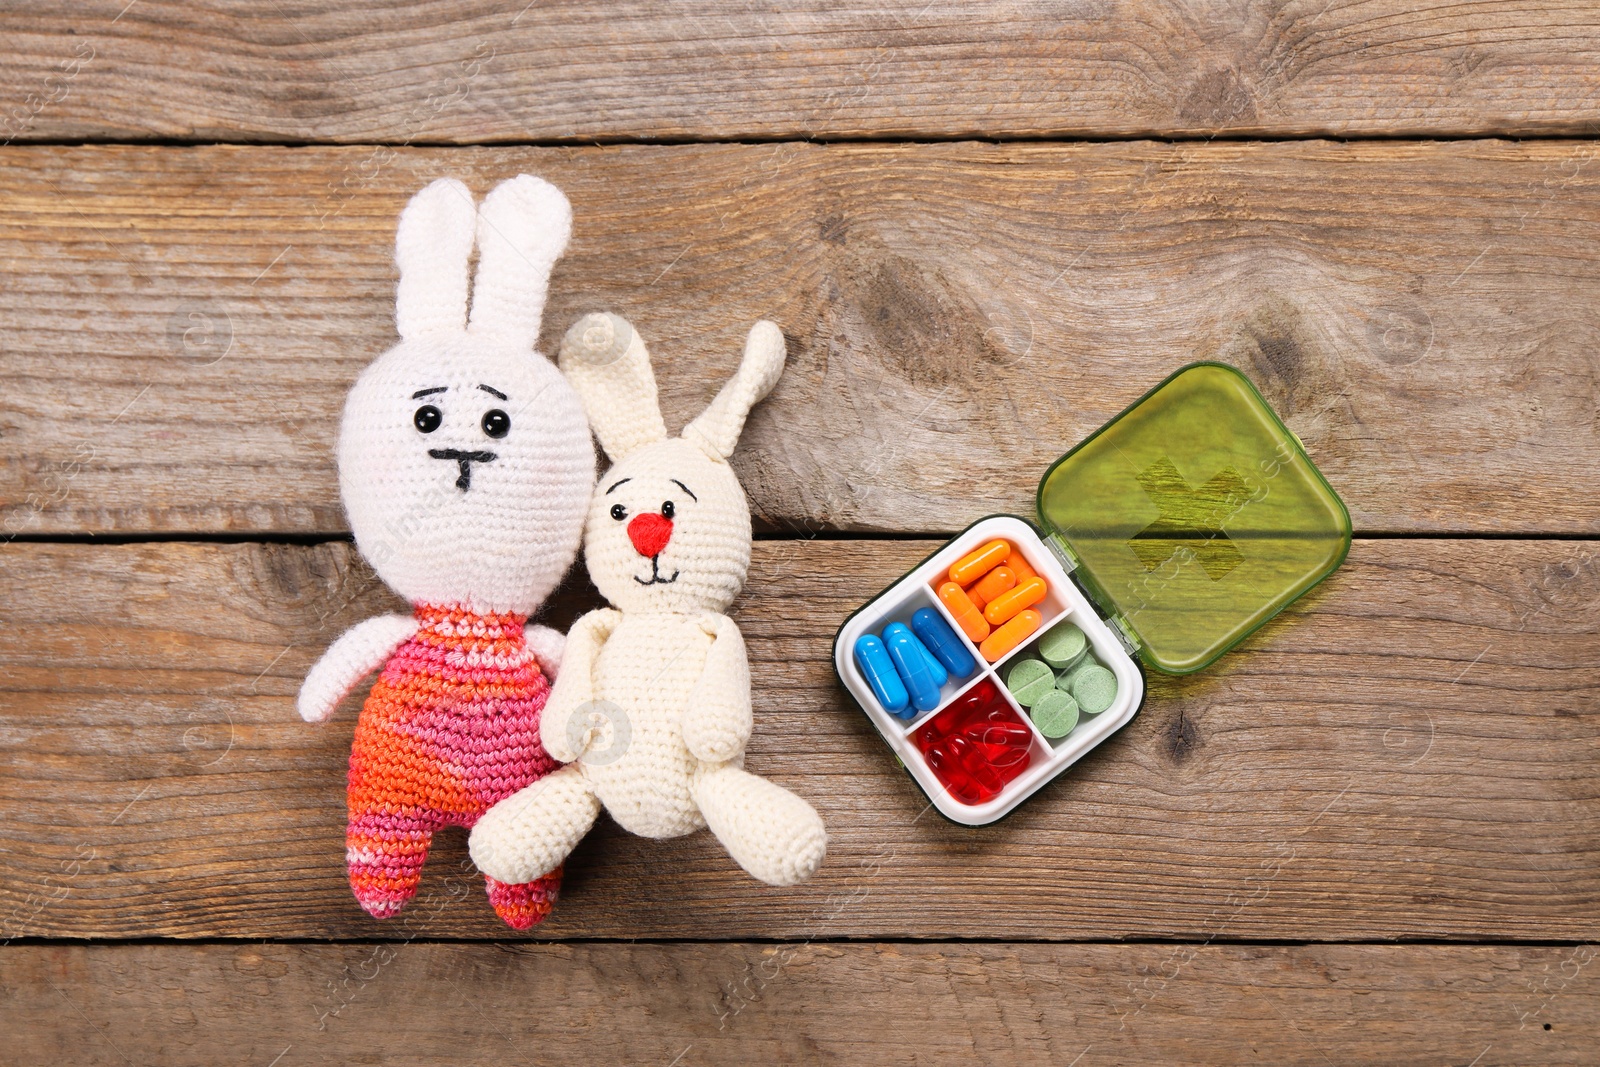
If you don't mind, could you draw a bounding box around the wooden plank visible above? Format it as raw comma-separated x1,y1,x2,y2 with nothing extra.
0,537,1595,941
2,942,1594,1066
3,2,1600,143
3,142,1600,537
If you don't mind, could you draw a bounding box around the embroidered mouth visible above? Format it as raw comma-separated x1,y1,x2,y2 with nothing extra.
634,554,680,586
428,448,497,491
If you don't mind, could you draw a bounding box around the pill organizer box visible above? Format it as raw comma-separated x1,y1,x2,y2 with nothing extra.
833,362,1352,825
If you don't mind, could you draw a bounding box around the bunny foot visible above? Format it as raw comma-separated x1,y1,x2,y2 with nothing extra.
346,810,433,919
483,870,562,930
692,764,827,886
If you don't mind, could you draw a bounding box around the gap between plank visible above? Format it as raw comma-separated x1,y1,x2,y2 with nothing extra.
3,935,1594,948
6,131,1600,151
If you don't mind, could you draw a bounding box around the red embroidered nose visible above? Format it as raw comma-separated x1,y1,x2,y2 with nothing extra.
627,512,673,557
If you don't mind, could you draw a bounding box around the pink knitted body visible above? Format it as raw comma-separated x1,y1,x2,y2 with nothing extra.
346,604,560,929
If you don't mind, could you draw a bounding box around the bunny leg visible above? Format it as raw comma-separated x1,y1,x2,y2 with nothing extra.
691,764,827,886
346,807,437,919
468,763,600,886
483,868,563,930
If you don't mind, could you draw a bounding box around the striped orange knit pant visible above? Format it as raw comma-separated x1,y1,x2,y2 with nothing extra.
346,605,560,929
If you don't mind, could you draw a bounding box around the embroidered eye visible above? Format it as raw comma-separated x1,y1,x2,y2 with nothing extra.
413,405,442,433
481,409,510,439
610,503,628,521
661,500,675,519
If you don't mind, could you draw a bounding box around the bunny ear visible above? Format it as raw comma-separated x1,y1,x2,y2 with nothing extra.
559,312,668,461
394,178,476,342
683,320,787,460
468,174,573,349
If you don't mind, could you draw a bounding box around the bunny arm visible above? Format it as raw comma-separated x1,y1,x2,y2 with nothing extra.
539,608,623,763
297,614,419,723
522,623,565,682
680,613,754,764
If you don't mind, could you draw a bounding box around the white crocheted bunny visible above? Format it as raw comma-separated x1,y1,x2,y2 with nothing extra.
470,313,827,887
297,176,595,928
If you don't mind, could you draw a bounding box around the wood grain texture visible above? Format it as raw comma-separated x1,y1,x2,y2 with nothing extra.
1,537,1595,941
3,942,1595,1066
2,2,1600,143
3,142,1600,537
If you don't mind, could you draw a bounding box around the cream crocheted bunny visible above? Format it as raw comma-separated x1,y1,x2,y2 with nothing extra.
469,313,827,887
297,176,595,928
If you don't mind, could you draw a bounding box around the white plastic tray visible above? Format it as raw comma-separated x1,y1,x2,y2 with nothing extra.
833,516,1146,825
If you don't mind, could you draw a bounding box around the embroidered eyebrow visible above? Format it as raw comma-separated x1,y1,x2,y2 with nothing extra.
411,386,447,399
670,479,697,501
477,384,508,401
605,478,632,494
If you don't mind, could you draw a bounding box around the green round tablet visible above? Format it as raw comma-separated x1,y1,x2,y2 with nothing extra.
1070,663,1118,715
1006,657,1055,707
1058,657,1096,692
1030,688,1079,738
1037,620,1088,670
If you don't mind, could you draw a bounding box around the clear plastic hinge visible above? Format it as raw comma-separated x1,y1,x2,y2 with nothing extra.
1110,615,1141,657
1045,533,1078,575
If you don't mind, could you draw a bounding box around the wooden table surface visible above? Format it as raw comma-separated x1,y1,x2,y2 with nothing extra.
2,4,1597,1064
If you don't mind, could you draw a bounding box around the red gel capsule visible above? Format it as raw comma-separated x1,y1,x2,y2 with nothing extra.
966,721,1033,761
920,680,995,749
978,702,1030,727
925,741,984,804
966,677,1001,704
964,705,1034,774
949,735,1004,801
919,705,962,751
998,746,1032,783
952,776,990,804
957,690,989,715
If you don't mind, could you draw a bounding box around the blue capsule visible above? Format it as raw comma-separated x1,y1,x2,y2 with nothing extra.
884,622,945,713
912,629,949,688
911,607,977,678
853,633,908,715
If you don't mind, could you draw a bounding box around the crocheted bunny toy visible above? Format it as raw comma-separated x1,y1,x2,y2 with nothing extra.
297,176,595,929
469,313,827,887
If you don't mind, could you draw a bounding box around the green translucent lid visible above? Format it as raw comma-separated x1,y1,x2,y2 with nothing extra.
1037,362,1351,675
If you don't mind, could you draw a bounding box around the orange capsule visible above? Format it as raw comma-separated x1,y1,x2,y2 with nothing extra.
937,582,991,643
968,566,1016,613
984,576,1048,625
979,608,1043,663
1004,548,1038,584
949,539,1011,586
965,582,987,611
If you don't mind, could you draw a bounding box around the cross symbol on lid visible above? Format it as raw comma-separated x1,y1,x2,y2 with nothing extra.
1128,457,1250,581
